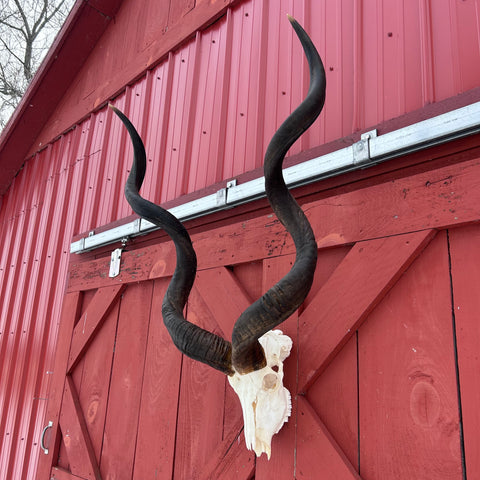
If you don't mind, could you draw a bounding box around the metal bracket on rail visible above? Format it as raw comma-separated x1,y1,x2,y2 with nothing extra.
353,129,377,166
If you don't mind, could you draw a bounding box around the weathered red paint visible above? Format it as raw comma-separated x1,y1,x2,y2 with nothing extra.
449,226,480,478
298,230,436,393
39,170,480,477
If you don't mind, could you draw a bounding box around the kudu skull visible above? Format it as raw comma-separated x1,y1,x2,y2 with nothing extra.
110,15,325,459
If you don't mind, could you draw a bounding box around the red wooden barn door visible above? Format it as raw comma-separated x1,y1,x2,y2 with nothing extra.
38,231,472,480
202,230,466,480
196,156,480,478
297,230,464,479
38,156,480,479
37,276,238,479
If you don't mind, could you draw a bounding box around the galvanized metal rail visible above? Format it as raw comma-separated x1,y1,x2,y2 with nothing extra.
71,101,480,254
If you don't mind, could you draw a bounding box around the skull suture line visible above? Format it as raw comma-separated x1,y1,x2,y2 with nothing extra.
110,15,325,458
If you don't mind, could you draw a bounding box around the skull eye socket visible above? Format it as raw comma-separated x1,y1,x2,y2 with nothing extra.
263,373,278,390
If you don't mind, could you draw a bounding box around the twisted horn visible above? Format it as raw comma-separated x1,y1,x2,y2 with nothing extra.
231,16,325,373
109,105,233,375
110,15,325,376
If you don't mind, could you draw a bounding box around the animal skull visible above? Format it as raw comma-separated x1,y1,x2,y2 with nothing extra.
227,330,292,459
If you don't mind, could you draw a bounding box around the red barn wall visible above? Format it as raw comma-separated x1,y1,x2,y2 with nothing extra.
30,0,480,162
1,0,480,478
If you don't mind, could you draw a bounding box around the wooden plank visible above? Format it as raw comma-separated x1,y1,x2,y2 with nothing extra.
199,418,255,480
300,246,359,469
448,224,480,479
194,263,260,441
298,230,435,393
221,375,244,445
173,356,226,478
133,278,182,480
55,438,70,472
173,285,227,478
99,282,152,479
256,255,298,478
76,296,120,460
195,266,253,338
307,335,359,470
50,466,86,480
358,233,463,479
304,245,351,309
233,261,264,303
296,396,361,480
68,157,480,293
59,376,101,480
201,431,255,480
36,292,81,480
308,152,480,250
67,284,125,372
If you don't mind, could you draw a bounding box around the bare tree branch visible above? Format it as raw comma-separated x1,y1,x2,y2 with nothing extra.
13,0,32,37
0,0,75,128
0,38,24,65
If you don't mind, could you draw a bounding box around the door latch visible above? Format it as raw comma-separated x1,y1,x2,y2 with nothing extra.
109,237,128,278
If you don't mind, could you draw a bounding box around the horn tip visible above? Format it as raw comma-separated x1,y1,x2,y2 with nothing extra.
287,14,295,24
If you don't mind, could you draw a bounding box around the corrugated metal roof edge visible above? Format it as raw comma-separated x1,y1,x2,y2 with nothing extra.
0,0,122,196
71,86,480,251
0,0,243,197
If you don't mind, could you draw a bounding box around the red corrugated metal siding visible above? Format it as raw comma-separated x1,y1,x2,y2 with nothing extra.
1,0,480,478
0,139,75,479
22,0,480,204
97,0,480,208
0,0,123,196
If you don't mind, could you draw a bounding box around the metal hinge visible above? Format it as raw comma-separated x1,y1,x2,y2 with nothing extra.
353,129,377,166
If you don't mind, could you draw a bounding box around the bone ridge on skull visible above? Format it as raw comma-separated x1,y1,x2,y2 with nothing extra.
227,330,292,459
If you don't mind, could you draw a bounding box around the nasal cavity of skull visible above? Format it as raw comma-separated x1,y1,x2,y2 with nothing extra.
263,373,278,390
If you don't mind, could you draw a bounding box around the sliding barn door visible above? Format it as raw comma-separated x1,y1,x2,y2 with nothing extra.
38,157,480,479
